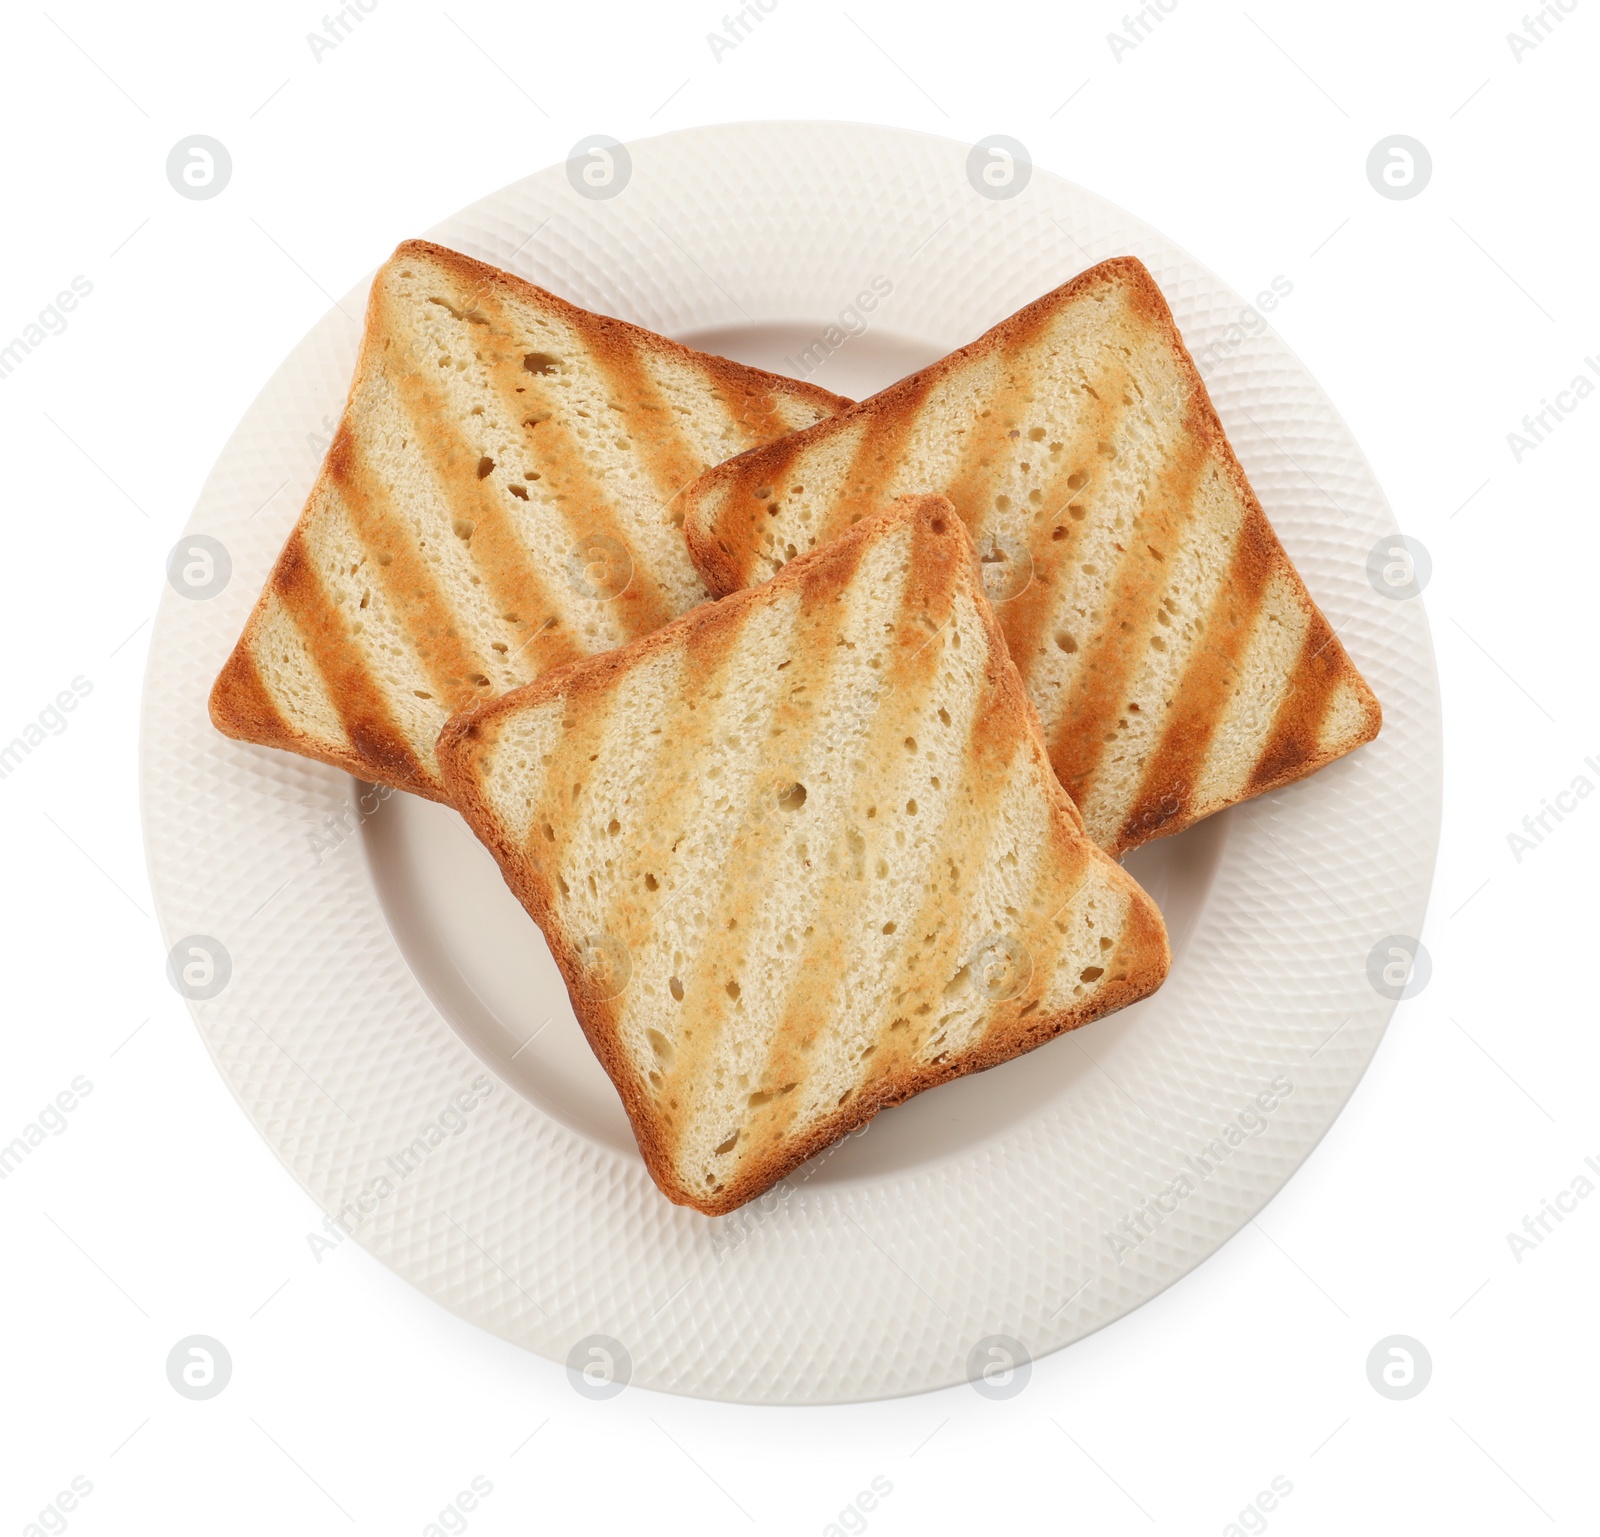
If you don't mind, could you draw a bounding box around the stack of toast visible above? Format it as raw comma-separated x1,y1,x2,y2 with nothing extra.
211,239,1379,1215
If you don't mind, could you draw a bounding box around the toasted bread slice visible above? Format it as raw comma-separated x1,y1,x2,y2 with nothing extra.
438,494,1170,1215
210,239,851,798
683,258,1381,855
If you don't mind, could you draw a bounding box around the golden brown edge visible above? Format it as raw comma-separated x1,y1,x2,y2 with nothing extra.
393,239,853,421
438,492,1171,1216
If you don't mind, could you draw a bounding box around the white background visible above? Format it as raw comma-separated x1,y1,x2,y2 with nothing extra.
1,1,1595,1533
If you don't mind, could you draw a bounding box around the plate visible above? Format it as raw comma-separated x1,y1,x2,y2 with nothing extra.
140,122,1441,1404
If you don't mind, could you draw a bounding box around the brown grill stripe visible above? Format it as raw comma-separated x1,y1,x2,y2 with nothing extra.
582,610,748,1056
865,657,1035,1083
326,429,495,717
1247,607,1346,792
707,431,828,589
1114,508,1278,850
653,529,877,1171
823,375,938,536
740,519,969,1156
272,528,426,791
209,640,291,749
990,390,1122,694
471,291,679,644
981,797,1097,1047
578,318,716,514
704,362,789,447
1045,410,1209,807
1103,871,1164,995
517,655,640,906
383,359,585,688
939,305,1064,533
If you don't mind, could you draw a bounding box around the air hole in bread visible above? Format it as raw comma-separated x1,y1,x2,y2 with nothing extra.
476,456,494,479
523,352,560,374
508,484,529,500
669,976,684,1001
777,781,807,811
1055,631,1077,653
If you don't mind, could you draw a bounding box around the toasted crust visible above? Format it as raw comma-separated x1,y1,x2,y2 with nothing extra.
439,495,1171,1215
682,257,1381,855
211,239,852,797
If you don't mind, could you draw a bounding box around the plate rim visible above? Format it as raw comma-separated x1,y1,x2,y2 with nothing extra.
139,119,1443,1404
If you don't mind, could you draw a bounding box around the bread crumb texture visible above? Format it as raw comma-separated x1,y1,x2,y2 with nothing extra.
682,257,1380,853
439,496,1170,1215
210,239,850,797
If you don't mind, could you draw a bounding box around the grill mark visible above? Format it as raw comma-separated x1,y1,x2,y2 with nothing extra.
1045,415,1209,809
707,429,834,589
272,528,426,790
519,658,636,909
385,357,585,686
742,523,968,1156
704,362,789,446
1248,607,1346,791
578,318,715,516
326,429,498,716
873,678,1031,1081
587,615,746,1072
653,531,876,1174
991,391,1121,694
471,292,679,643
1104,869,1164,993
977,801,1096,1047
824,376,937,536
1115,508,1278,850
210,638,291,748
939,306,1063,532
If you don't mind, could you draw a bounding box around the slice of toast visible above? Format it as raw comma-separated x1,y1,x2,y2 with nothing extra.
210,240,851,799
683,258,1381,856
438,494,1170,1215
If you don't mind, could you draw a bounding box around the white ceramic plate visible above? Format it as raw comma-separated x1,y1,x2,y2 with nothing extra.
140,122,1441,1404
